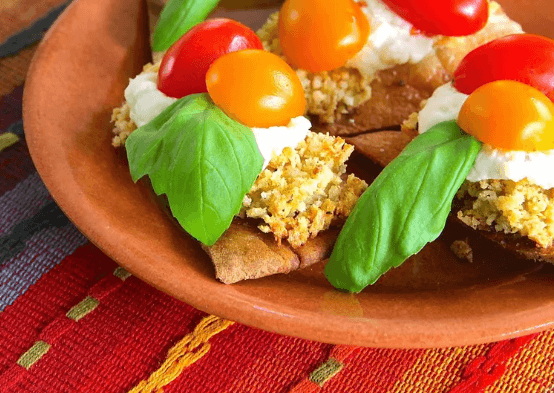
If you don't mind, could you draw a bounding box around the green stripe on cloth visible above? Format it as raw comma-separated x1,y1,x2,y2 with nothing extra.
17,341,51,369
309,358,344,387
66,296,99,321
0,132,19,152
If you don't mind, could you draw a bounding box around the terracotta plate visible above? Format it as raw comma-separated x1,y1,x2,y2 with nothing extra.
24,0,554,348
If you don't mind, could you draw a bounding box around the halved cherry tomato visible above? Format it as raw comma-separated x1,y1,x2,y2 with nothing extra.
157,19,263,99
206,49,306,128
278,0,370,72
458,80,554,151
454,34,554,101
381,0,488,36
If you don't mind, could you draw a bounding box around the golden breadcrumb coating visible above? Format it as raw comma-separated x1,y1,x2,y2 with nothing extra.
241,132,367,248
457,180,554,248
401,110,421,138
111,102,134,147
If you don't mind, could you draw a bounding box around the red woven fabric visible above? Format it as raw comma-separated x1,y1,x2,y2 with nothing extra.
0,243,541,393
165,325,331,393
0,244,334,392
0,244,114,374
324,347,426,392
2,2,554,392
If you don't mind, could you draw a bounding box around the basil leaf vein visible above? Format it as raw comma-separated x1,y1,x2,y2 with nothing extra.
324,121,482,292
152,0,221,52
125,93,263,245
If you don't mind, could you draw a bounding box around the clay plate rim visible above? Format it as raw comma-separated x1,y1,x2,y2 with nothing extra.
23,0,554,348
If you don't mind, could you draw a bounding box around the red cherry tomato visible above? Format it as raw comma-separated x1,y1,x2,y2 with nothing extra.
157,19,263,99
381,0,488,36
453,34,554,101
206,50,306,128
278,0,370,72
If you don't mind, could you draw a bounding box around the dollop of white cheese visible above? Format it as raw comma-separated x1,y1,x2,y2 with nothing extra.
252,116,311,170
124,72,177,127
418,83,469,133
466,146,554,189
124,73,310,171
418,82,554,189
346,0,435,78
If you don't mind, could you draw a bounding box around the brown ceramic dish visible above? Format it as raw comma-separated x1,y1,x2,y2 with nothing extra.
24,0,554,348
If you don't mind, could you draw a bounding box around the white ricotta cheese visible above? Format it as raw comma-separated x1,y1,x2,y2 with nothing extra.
418,83,469,133
124,72,177,128
466,145,554,189
346,0,435,78
418,82,554,189
252,116,311,170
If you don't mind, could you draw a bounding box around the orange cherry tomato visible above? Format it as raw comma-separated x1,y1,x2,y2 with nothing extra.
206,49,306,128
278,0,370,73
458,80,554,151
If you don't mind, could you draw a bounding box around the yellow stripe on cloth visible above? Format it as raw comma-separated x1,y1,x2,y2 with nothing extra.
128,315,234,393
310,358,344,387
66,296,99,321
0,132,19,152
17,340,51,370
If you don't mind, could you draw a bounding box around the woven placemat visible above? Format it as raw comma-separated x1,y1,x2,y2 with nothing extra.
1,1,554,392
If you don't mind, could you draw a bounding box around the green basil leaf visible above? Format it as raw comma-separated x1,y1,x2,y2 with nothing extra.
325,121,481,292
125,93,263,245
152,0,220,52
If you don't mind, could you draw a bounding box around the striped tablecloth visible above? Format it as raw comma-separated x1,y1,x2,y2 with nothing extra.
1,1,554,392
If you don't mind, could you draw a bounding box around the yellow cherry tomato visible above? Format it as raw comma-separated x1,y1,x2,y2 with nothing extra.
457,80,554,151
206,49,306,128
278,0,370,73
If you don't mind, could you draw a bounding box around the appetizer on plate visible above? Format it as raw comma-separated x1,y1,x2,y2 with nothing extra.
412,33,554,262
258,0,522,135
327,33,554,292
112,17,367,284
